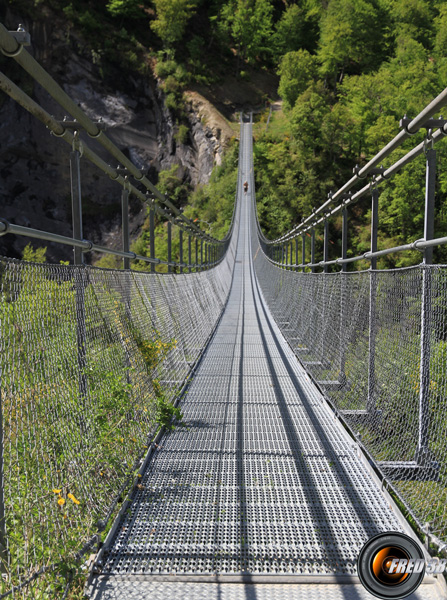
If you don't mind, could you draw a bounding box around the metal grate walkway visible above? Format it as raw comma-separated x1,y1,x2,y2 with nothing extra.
89,124,445,599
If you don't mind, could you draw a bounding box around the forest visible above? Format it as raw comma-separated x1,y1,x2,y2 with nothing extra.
6,0,447,269
3,3,447,598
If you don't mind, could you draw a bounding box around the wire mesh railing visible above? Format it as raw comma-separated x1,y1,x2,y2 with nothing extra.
0,21,243,598
248,90,447,554
0,22,233,271
252,259,447,549
0,188,240,597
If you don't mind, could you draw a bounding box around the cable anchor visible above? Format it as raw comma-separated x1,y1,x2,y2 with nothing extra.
1,25,31,57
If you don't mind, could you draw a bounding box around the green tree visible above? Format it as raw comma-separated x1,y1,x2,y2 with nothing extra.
151,0,199,47
157,164,189,208
106,0,146,18
318,0,386,84
219,0,274,66
290,82,331,157
340,35,438,156
273,3,318,58
22,243,47,263
388,0,434,48
434,4,447,58
278,50,318,110
184,139,239,240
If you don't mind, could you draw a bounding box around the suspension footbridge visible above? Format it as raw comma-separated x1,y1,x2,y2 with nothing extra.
1,22,447,600
86,120,444,599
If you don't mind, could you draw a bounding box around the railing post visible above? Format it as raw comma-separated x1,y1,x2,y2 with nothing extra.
295,238,298,270
0,385,6,572
416,145,436,464
70,148,83,266
200,239,203,271
179,229,183,274
321,219,329,361
323,219,329,274
121,180,132,382
311,229,315,273
341,207,348,273
367,186,379,413
149,205,155,273
167,221,172,274
195,237,199,272
302,233,306,272
70,147,88,411
121,183,130,271
188,234,192,273
340,207,348,384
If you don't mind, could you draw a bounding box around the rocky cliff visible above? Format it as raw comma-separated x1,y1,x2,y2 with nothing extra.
0,6,232,264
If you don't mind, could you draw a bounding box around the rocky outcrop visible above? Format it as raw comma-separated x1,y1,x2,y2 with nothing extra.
0,8,229,264
184,91,235,184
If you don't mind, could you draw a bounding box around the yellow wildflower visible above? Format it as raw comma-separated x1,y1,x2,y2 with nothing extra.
52,489,61,494
68,493,80,505
58,497,65,506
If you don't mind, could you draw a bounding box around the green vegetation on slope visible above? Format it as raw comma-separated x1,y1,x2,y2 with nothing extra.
253,0,447,268
7,0,447,268
102,138,239,273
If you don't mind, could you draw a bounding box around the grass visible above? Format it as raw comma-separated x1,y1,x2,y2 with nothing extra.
252,104,290,141
0,262,187,598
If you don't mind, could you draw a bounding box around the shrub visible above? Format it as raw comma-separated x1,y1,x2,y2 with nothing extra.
22,243,47,263
175,124,189,144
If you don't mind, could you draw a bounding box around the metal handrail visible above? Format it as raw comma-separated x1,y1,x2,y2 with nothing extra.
0,23,238,271
265,86,447,248
248,116,447,557
0,23,220,245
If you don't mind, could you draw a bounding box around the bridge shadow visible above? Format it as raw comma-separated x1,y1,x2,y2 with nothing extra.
247,234,384,587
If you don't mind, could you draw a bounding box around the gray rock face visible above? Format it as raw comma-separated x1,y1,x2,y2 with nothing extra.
0,10,223,264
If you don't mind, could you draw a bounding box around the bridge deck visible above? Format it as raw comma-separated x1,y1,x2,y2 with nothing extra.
89,124,444,599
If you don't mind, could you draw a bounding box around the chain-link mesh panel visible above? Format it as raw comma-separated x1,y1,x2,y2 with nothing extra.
241,104,447,550
0,198,238,597
252,247,447,548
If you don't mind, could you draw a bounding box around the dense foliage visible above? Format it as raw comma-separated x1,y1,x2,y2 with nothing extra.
252,0,447,268
7,0,447,268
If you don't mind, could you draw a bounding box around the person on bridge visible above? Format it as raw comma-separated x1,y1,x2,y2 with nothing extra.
243,181,248,193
